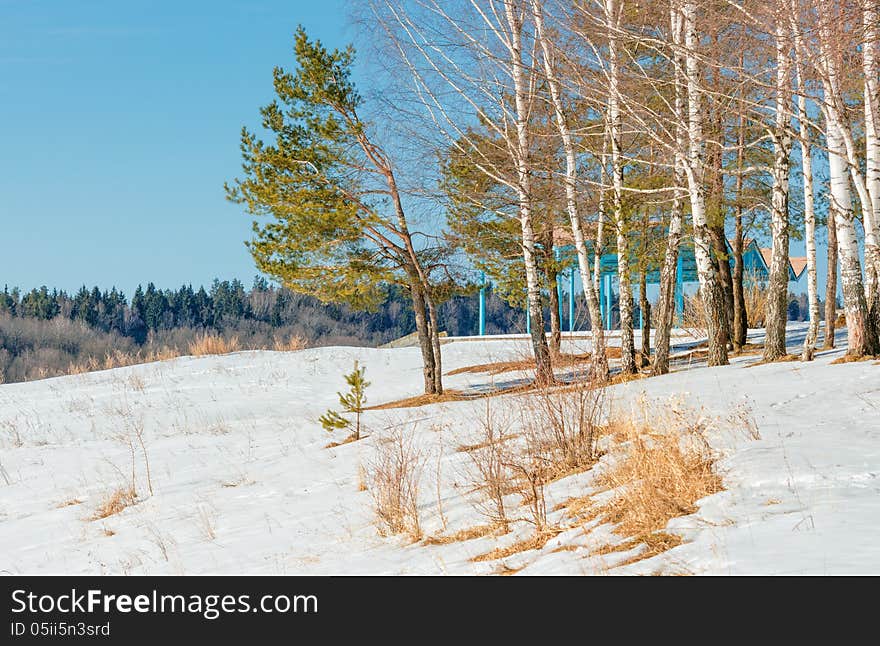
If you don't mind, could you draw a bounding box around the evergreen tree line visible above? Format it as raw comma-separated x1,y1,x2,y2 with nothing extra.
0,278,530,384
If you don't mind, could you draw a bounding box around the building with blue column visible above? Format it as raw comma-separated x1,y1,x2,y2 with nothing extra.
475,238,806,335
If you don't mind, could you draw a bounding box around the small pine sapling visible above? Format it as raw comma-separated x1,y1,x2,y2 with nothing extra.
319,361,370,440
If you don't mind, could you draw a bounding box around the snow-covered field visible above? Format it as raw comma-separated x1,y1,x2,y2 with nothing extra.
0,324,877,575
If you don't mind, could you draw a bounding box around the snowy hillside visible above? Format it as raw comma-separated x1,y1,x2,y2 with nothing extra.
0,324,877,575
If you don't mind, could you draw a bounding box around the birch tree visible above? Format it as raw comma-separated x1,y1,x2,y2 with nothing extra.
530,0,610,380
681,0,729,366
763,4,794,362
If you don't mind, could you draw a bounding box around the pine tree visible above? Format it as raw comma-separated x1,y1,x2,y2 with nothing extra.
225,27,451,396
319,361,370,440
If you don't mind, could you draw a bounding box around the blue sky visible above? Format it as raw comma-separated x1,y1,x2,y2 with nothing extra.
0,0,829,300
0,0,351,296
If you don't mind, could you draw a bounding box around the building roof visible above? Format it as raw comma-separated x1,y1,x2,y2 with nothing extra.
789,257,808,280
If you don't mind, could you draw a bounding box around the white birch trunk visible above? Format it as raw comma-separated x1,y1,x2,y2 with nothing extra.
764,13,792,361
795,69,819,361
653,0,686,376
606,0,637,374
530,0,609,381
682,0,728,366
503,0,554,384
864,0,880,332
817,2,878,355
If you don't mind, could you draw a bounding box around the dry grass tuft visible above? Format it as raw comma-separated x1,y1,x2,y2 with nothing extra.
325,432,361,449
366,390,471,410
423,523,504,546
273,334,308,352
593,399,722,559
830,353,880,365
681,293,708,337
447,353,594,377
368,427,424,541
593,531,683,567
188,332,240,356
56,498,83,509
90,487,137,520
744,277,770,328
471,529,562,562
747,354,800,367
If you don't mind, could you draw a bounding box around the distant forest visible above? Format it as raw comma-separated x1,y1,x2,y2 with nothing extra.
0,278,527,383
0,277,815,385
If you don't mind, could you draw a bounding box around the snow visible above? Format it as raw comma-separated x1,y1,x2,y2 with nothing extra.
0,323,877,575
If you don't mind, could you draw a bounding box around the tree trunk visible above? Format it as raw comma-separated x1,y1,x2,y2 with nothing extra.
530,0,609,382
794,61,819,361
682,0,728,366
653,3,686,377
763,17,792,362
709,224,734,346
731,52,747,350
548,268,562,356
823,207,838,349
505,1,554,385
423,288,444,394
410,280,437,395
639,268,650,366
864,0,880,341
705,86,733,347
828,113,878,356
816,2,880,356
607,0,637,375
652,192,683,376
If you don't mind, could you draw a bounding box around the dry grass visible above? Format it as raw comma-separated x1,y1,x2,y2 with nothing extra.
90,487,137,520
272,333,308,352
368,427,424,541
325,432,361,449
681,293,708,337
593,532,684,567
744,277,770,328
423,523,504,546
67,347,182,375
746,354,800,367
447,353,594,377
830,353,880,365
365,390,471,411
465,400,515,531
56,498,83,509
516,377,607,483
471,529,562,562
591,399,722,564
187,332,240,356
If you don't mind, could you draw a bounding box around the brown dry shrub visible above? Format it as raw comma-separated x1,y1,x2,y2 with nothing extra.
90,487,137,520
465,400,514,532
187,332,240,356
744,272,770,328
681,292,708,337
595,398,722,548
273,334,308,352
368,427,424,541
423,523,503,546
516,377,607,482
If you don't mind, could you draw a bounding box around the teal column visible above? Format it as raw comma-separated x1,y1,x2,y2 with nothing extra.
604,273,613,330
674,254,684,323
554,248,563,328
568,267,575,333
478,271,486,336
526,303,531,335
599,273,606,330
